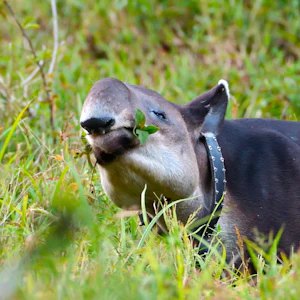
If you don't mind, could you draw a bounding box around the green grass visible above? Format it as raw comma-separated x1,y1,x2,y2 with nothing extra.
0,0,300,298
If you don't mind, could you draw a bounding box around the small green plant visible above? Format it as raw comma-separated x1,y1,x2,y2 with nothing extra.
133,108,159,144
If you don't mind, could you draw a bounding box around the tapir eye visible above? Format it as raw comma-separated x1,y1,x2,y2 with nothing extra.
152,110,167,120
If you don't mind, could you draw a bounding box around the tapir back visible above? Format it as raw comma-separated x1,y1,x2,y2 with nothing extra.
215,118,300,254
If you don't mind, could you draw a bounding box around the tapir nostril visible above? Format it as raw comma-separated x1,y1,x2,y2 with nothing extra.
80,117,115,135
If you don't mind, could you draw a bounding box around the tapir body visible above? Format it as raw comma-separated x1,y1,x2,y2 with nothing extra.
80,78,300,259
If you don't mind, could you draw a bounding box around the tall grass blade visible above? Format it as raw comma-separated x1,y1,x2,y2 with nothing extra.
0,99,34,163
137,197,194,249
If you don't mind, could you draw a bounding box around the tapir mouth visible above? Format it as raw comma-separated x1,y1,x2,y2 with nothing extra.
88,127,140,165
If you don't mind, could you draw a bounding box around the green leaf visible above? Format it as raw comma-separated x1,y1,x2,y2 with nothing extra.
135,108,146,128
133,109,160,143
24,23,40,29
143,125,159,134
135,129,149,144
22,16,35,27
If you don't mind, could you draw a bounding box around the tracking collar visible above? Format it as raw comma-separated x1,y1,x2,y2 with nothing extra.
198,133,226,236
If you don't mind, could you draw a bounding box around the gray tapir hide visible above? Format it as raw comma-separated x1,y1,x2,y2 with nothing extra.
80,78,300,261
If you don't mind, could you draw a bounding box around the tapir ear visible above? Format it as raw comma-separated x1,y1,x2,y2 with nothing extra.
182,79,230,136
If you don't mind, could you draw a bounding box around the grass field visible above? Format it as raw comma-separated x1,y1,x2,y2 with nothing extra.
1,0,300,299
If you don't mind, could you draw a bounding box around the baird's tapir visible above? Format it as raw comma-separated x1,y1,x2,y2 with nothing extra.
80,78,300,261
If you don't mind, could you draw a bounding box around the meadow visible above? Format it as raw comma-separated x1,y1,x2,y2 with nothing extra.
0,0,300,299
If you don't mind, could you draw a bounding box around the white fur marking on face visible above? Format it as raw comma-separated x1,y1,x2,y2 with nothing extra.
86,135,94,147
82,128,89,135
218,79,230,99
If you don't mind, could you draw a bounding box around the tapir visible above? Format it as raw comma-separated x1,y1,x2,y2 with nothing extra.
80,78,300,261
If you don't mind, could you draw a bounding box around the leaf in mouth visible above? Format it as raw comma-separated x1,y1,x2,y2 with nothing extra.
135,108,146,128
134,109,159,144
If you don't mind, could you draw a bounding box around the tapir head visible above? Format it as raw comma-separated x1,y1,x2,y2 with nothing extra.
80,78,229,222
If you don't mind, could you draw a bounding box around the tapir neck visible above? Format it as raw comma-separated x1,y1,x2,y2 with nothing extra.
153,135,214,228
188,136,214,219
174,189,212,225
161,137,213,227
145,186,210,233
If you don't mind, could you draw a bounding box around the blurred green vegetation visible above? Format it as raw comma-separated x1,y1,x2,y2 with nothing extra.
0,0,300,298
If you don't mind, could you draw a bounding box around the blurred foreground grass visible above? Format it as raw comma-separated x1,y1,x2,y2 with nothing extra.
0,0,300,298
